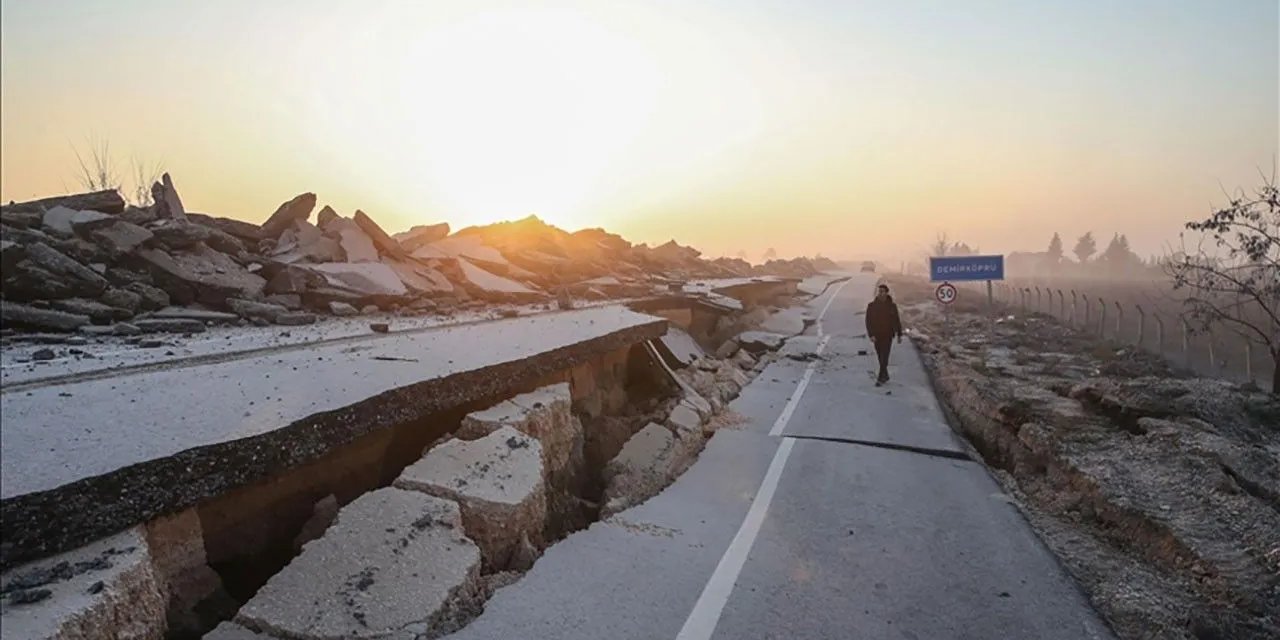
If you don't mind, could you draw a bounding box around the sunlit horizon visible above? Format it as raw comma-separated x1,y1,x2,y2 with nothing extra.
2,0,1276,263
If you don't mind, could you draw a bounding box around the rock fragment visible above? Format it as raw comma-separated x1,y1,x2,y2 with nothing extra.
259,193,317,238
395,426,546,570
235,488,481,640
0,301,91,332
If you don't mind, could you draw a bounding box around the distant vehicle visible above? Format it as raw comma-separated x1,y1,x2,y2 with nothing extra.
860,261,876,273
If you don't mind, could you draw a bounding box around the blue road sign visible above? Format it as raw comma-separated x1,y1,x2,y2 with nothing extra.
929,254,1004,282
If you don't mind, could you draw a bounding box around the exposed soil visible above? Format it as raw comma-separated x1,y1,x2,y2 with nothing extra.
884,274,1280,640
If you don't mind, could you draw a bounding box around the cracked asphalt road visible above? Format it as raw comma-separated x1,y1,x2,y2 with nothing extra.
450,273,1114,640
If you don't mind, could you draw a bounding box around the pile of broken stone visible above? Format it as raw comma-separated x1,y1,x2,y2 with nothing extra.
1,174,834,336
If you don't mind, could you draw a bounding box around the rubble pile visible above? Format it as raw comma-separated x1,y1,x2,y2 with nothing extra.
889,275,1280,640
1,181,836,335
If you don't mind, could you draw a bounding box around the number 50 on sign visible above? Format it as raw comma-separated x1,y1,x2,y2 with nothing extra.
935,282,957,305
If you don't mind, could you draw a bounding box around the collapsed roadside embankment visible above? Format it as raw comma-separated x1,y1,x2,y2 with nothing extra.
885,274,1280,640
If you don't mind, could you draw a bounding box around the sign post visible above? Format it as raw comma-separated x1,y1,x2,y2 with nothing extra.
929,254,1006,329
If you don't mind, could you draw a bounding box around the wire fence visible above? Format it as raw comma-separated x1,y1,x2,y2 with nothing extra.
951,278,1274,391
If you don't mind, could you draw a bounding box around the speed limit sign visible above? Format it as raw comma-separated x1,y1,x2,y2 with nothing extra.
935,282,957,305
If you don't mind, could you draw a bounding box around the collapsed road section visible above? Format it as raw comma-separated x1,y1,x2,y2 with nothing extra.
0,273,830,639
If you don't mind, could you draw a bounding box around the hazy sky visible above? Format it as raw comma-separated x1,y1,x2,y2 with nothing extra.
2,0,1276,262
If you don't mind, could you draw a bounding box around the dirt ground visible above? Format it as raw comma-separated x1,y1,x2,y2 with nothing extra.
882,274,1280,640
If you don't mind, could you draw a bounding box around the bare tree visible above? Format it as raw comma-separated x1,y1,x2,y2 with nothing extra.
1166,171,1279,394
130,157,164,206
930,232,950,257
71,136,120,193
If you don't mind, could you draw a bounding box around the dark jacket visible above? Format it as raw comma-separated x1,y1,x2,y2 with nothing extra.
865,296,902,339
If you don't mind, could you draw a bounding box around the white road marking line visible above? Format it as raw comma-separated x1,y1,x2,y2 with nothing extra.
674,436,795,640
767,334,829,437
675,277,853,640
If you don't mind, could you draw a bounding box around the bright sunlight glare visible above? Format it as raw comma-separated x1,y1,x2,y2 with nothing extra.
299,7,662,231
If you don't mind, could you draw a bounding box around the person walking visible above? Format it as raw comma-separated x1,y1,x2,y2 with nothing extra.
865,283,903,385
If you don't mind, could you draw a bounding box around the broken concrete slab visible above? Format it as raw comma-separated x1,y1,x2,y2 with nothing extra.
457,383,578,480
655,327,704,369
131,318,208,334
384,259,454,296
149,220,211,251
0,302,91,333
328,301,358,317
395,426,546,570
304,262,409,297
235,487,481,640
1,307,665,568
41,206,110,237
737,331,787,354
321,216,378,263
24,242,110,298
100,288,143,313
275,311,316,326
413,236,510,271
185,214,265,243
352,210,408,260
601,422,679,517
393,223,450,252
2,189,126,216
456,258,542,302
227,298,287,323
85,219,154,255
137,245,266,306
271,220,345,264
149,307,239,323
50,298,131,323
0,527,166,640
259,193,316,239
151,173,187,221
125,282,170,311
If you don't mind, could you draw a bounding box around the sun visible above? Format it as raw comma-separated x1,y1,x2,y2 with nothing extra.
301,6,661,232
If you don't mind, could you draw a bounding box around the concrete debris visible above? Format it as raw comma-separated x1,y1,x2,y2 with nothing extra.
50,298,131,323
1,178,836,338
395,426,547,571
736,331,786,354
259,192,317,239
369,322,389,333
235,488,481,640
305,262,409,298
1,189,126,216
1,301,91,332
352,209,409,260
601,422,681,517
393,222,450,251
275,311,317,326
151,173,187,220
328,301,358,316
228,298,289,323
458,383,578,480
132,318,208,334
0,527,166,640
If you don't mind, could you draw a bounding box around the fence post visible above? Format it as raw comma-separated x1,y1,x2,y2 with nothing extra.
1154,313,1164,351
1098,298,1107,337
1057,289,1065,320
1114,300,1124,340
1083,294,1091,328
1134,304,1145,348
1035,286,1042,313
1070,290,1078,327
1244,339,1253,384
1181,318,1190,367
